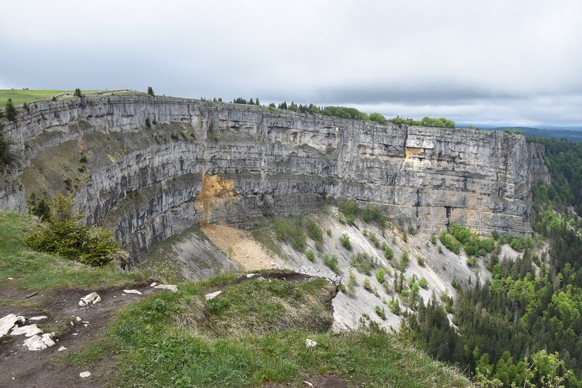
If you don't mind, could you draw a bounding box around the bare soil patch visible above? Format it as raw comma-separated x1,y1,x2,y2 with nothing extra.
202,221,288,271
0,282,161,388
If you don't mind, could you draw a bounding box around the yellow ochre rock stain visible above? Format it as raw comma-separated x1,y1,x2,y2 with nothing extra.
195,174,237,220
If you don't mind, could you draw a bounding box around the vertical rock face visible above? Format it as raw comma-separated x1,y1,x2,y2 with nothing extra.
0,96,549,262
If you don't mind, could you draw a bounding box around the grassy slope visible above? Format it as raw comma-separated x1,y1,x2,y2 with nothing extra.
0,211,147,292
1,211,469,386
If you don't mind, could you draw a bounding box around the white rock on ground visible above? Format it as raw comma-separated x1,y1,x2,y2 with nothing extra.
58,346,67,352
205,291,222,301
79,371,91,378
79,292,101,306
23,333,55,351
0,314,25,337
305,339,317,348
123,289,143,295
29,316,48,321
154,284,178,292
11,324,42,337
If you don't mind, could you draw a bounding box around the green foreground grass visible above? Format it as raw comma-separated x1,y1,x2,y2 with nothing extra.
1,211,469,386
0,211,147,291
71,276,468,387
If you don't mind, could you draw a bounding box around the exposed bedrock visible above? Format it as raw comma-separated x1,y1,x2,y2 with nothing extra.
0,96,549,262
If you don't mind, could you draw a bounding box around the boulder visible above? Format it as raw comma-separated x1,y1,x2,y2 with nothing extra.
11,324,42,337
79,292,101,306
0,314,25,337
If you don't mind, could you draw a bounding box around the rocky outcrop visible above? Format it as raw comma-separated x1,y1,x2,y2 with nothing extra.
0,96,549,263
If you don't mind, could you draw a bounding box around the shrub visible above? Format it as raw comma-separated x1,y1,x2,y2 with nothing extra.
339,233,352,250
74,88,82,98
375,305,386,320
348,271,356,294
363,278,372,292
361,205,386,227
350,252,376,275
430,235,437,245
384,245,393,260
419,277,428,289
439,231,460,254
23,194,120,267
275,218,306,252
147,86,155,96
306,219,323,243
376,268,386,284
400,251,410,271
5,99,17,122
337,200,358,225
389,298,401,315
417,256,425,266
323,254,340,274
306,250,315,262
452,278,461,290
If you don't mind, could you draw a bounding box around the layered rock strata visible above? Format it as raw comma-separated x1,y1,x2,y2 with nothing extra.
0,96,549,262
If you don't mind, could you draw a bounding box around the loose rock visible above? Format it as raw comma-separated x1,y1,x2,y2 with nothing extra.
58,346,67,352
11,324,42,337
0,314,25,337
305,339,317,348
29,316,48,321
79,292,101,306
205,290,222,301
123,289,143,295
23,333,54,351
154,284,178,292
79,371,91,378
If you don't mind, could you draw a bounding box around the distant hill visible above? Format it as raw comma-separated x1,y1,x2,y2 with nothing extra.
459,124,582,142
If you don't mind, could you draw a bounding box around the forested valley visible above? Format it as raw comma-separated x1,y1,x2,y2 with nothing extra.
403,137,582,387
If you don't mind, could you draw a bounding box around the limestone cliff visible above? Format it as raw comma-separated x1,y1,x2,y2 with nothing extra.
0,96,549,262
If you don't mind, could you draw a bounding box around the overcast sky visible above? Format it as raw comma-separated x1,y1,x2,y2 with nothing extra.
1,0,581,127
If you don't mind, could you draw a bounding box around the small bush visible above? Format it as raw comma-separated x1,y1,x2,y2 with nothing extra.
350,252,377,275
452,278,461,290
439,231,460,254
419,277,428,289
337,200,358,225
376,268,386,284
417,256,425,266
400,251,410,271
389,298,401,315
323,254,340,274
363,278,372,292
361,205,386,227
306,250,315,262
23,194,120,267
306,219,323,243
384,245,393,260
348,271,356,294
430,235,437,245
375,305,386,320
5,99,17,122
339,233,352,250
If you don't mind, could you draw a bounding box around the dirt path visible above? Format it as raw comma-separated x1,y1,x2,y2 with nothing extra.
0,282,163,388
201,222,288,271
